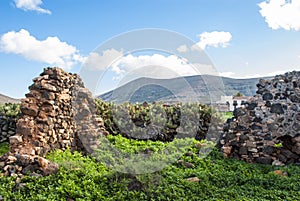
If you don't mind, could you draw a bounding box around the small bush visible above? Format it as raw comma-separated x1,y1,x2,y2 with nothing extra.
0,103,20,118
95,99,221,142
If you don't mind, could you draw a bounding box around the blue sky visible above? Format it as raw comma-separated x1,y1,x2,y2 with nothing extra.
1,0,300,98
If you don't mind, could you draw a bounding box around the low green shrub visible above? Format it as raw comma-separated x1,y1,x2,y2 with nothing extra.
0,103,20,118
96,99,221,142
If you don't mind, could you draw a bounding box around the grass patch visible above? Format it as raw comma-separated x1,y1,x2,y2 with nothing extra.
0,136,299,200
0,142,9,156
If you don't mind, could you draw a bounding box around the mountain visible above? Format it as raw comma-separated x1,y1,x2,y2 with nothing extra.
0,93,20,104
98,75,272,103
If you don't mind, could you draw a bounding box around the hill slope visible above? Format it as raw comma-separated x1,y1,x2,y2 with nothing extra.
0,93,20,104
99,75,271,103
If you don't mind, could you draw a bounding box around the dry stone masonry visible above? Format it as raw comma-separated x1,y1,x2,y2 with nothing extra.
0,116,16,143
221,71,300,165
0,67,105,177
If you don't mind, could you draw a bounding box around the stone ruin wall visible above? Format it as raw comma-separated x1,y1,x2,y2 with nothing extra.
0,67,106,177
221,71,300,165
1,67,300,177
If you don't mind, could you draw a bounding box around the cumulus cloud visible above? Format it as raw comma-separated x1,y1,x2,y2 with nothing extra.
0,29,84,69
84,49,124,71
112,54,198,78
82,51,220,91
83,47,219,82
258,0,300,31
14,0,51,14
193,31,232,50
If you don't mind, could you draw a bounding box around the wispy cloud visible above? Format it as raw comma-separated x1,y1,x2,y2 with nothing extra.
176,44,189,53
0,29,84,69
258,0,300,31
14,0,51,14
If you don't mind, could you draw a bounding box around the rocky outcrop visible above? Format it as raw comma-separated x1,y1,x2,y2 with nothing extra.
0,67,106,177
221,71,300,165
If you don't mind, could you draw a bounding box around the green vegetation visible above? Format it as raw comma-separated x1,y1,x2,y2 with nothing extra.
96,99,220,141
221,111,234,121
0,101,299,200
0,142,9,156
0,103,20,118
274,142,283,148
233,92,244,98
0,136,299,200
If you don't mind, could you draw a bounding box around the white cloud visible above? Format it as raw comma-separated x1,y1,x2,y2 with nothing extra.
258,0,300,31
83,48,219,82
84,49,124,71
0,29,84,69
176,44,189,53
112,54,198,78
14,0,51,14
193,31,232,50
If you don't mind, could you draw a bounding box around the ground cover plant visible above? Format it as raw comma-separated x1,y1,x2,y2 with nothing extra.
0,101,299,200
0,135,299,201
0,142,9,156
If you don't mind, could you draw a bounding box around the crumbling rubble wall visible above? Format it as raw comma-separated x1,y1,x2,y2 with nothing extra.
221,71,300,165
0,67,105,177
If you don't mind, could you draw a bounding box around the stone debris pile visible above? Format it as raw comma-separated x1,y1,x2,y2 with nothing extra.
0,67,105,177
221,71,300,165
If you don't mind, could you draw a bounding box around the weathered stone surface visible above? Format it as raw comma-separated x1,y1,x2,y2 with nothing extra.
256,157,272,164
21,104,38,117
0,67,108,177
270,103,284,114
221,71,300,165
0,111,18,141
262,92,273,101
185,177,200,182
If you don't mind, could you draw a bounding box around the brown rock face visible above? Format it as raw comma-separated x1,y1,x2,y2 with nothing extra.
0,67,107,177
220,71,300,165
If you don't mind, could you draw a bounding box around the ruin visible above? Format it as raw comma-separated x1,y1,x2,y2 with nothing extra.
0,67,106,177
1,67,300,177
221,71,300,165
